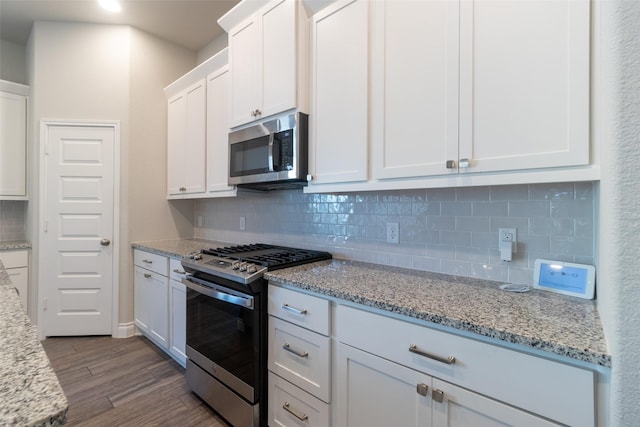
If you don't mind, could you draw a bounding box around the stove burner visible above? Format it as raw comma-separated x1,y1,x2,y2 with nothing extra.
202,243,332,270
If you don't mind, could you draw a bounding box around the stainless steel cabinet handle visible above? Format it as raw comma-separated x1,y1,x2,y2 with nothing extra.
446,160,456,169
172,269,186,275
282,304,307,315
409,344,456,365
283,402,308,421
100,238,111,246
459,158,471,168
283,343,309,358
416,383,429,396
142,259,153,264
144,273,151,279
432,389,445,403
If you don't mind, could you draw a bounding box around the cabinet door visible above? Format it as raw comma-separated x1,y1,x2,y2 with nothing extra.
134,266,168,349
167,79,206,196
459,0,590,173
229,14,260,127
7,267,28,312
260,0,297,119
206,66,236,196
0,91,27,197
431,379,559,427
337,343,432,427
371,0,459,179
169,279,187,367
309,0,369,185
269,371,330,427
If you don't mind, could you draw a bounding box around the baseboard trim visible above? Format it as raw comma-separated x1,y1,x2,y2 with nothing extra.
114,322,135,338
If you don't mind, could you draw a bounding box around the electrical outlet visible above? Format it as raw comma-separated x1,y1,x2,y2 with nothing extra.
499,228,517,253
387,223,399,244
239,216,246,231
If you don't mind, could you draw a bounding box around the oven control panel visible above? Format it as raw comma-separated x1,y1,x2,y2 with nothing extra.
181,253,268,285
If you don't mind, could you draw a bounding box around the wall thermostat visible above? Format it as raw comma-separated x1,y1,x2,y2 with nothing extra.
533,259,596,299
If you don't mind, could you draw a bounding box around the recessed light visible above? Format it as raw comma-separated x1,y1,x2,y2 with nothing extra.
98,0,122,13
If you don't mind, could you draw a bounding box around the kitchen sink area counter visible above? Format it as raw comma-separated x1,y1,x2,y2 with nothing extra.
0,260,68,426
265,259,610,367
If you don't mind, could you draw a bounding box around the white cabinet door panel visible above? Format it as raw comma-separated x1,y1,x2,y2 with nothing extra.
229,17,260,127
0,90,27,197
459,0,590,173
310,0,369,185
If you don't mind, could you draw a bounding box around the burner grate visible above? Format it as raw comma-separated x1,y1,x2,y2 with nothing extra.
202,244,331,270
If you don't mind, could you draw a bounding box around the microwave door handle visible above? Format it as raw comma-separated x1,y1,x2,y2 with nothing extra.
267,133,275,172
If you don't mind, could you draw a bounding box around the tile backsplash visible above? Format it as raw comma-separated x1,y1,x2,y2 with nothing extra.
0,201,27,241
194,182,595,285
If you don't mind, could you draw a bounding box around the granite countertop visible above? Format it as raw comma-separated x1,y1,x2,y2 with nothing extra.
130,239,610,368
265,259,611,368
131,238,230,259
0,260,68,426
0,240,32,250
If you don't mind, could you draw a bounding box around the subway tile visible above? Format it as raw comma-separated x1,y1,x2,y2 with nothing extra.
388,202,413,216
455,246,490,264
507,267,534,286
490,184,529,200
518,234,550,253
427,216,455,231
456,216,490,232
440,230,472,246
575,218,594,238
441,201,472,216
471,231,497,248
469,263,508,282
440,259,472,277
412,256,441,273
550,237,594,257
574,182,594,200
426,243,455,259
490,217,529,232
551,200,594,219
426,187,456,201
508,201,550,218
472,201,508,217
456,186,491,201
529,182,575,200
529,218,574,236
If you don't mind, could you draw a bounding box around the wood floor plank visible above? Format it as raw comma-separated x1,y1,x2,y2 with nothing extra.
42,335,229,426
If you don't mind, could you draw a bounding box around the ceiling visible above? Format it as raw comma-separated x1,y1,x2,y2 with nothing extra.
0,0,241,51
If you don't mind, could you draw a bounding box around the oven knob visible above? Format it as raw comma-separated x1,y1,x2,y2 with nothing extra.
239,263,248,272
247,265,257,273
232,261,241,270
193,254,202,261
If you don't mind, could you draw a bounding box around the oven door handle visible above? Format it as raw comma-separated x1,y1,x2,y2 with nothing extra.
183,276,254,309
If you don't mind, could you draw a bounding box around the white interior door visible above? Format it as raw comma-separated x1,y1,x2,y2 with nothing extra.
43,122,116,336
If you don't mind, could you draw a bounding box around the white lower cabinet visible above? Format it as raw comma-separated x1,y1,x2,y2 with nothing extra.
268,285,332,426
0,249,29,312
133,249,186,366
337,343,558,427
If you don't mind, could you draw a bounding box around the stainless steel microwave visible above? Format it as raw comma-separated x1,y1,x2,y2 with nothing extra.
228,112,308,190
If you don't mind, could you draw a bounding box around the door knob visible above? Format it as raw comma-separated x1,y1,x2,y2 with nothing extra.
100,238,111,246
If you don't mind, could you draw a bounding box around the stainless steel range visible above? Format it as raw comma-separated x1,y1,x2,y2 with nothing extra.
181,244,332,427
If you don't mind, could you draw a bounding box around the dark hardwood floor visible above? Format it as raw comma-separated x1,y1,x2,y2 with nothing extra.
41,335,229,426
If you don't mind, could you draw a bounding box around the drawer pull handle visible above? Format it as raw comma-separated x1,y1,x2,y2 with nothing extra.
283,402,308,421
282,304,307,315
409,344,456,365
144,273,152,279
283,343,308,358
432,389,445,403
142,259,153,264
173,269,186,275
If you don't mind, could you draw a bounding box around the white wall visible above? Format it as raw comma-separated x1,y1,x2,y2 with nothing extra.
597,1,640,425
0,39,27,84
197,32,228,65
27,21,197,328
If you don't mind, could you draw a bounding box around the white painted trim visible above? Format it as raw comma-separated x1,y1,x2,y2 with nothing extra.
37,119,121,339
115,322,136,338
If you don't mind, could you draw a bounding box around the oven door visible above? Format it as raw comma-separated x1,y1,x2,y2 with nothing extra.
184,275,260,403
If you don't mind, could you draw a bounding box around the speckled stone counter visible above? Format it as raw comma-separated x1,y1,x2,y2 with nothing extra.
266,259,611,367
0,240,32,250
0,260,68,426
131,238,230,259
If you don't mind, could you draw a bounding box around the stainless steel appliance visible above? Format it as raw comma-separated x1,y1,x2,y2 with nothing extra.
181,244,332,427
228,112,308,190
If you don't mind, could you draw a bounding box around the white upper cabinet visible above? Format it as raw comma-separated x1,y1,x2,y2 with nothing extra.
371,0,460,180
222,0,309,128
458,0,590,174
308,0,369,185
167,78,207,197
206,65,237,196
165,48,236,199
0,81,28,200
306,0,593,192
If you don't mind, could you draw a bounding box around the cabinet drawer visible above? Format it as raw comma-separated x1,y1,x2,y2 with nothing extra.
134,249,168,276
269,317,331,402
0,249,28,268
169,257,187,282
268,286,330,335
269,372,330,427
338,305,595,427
